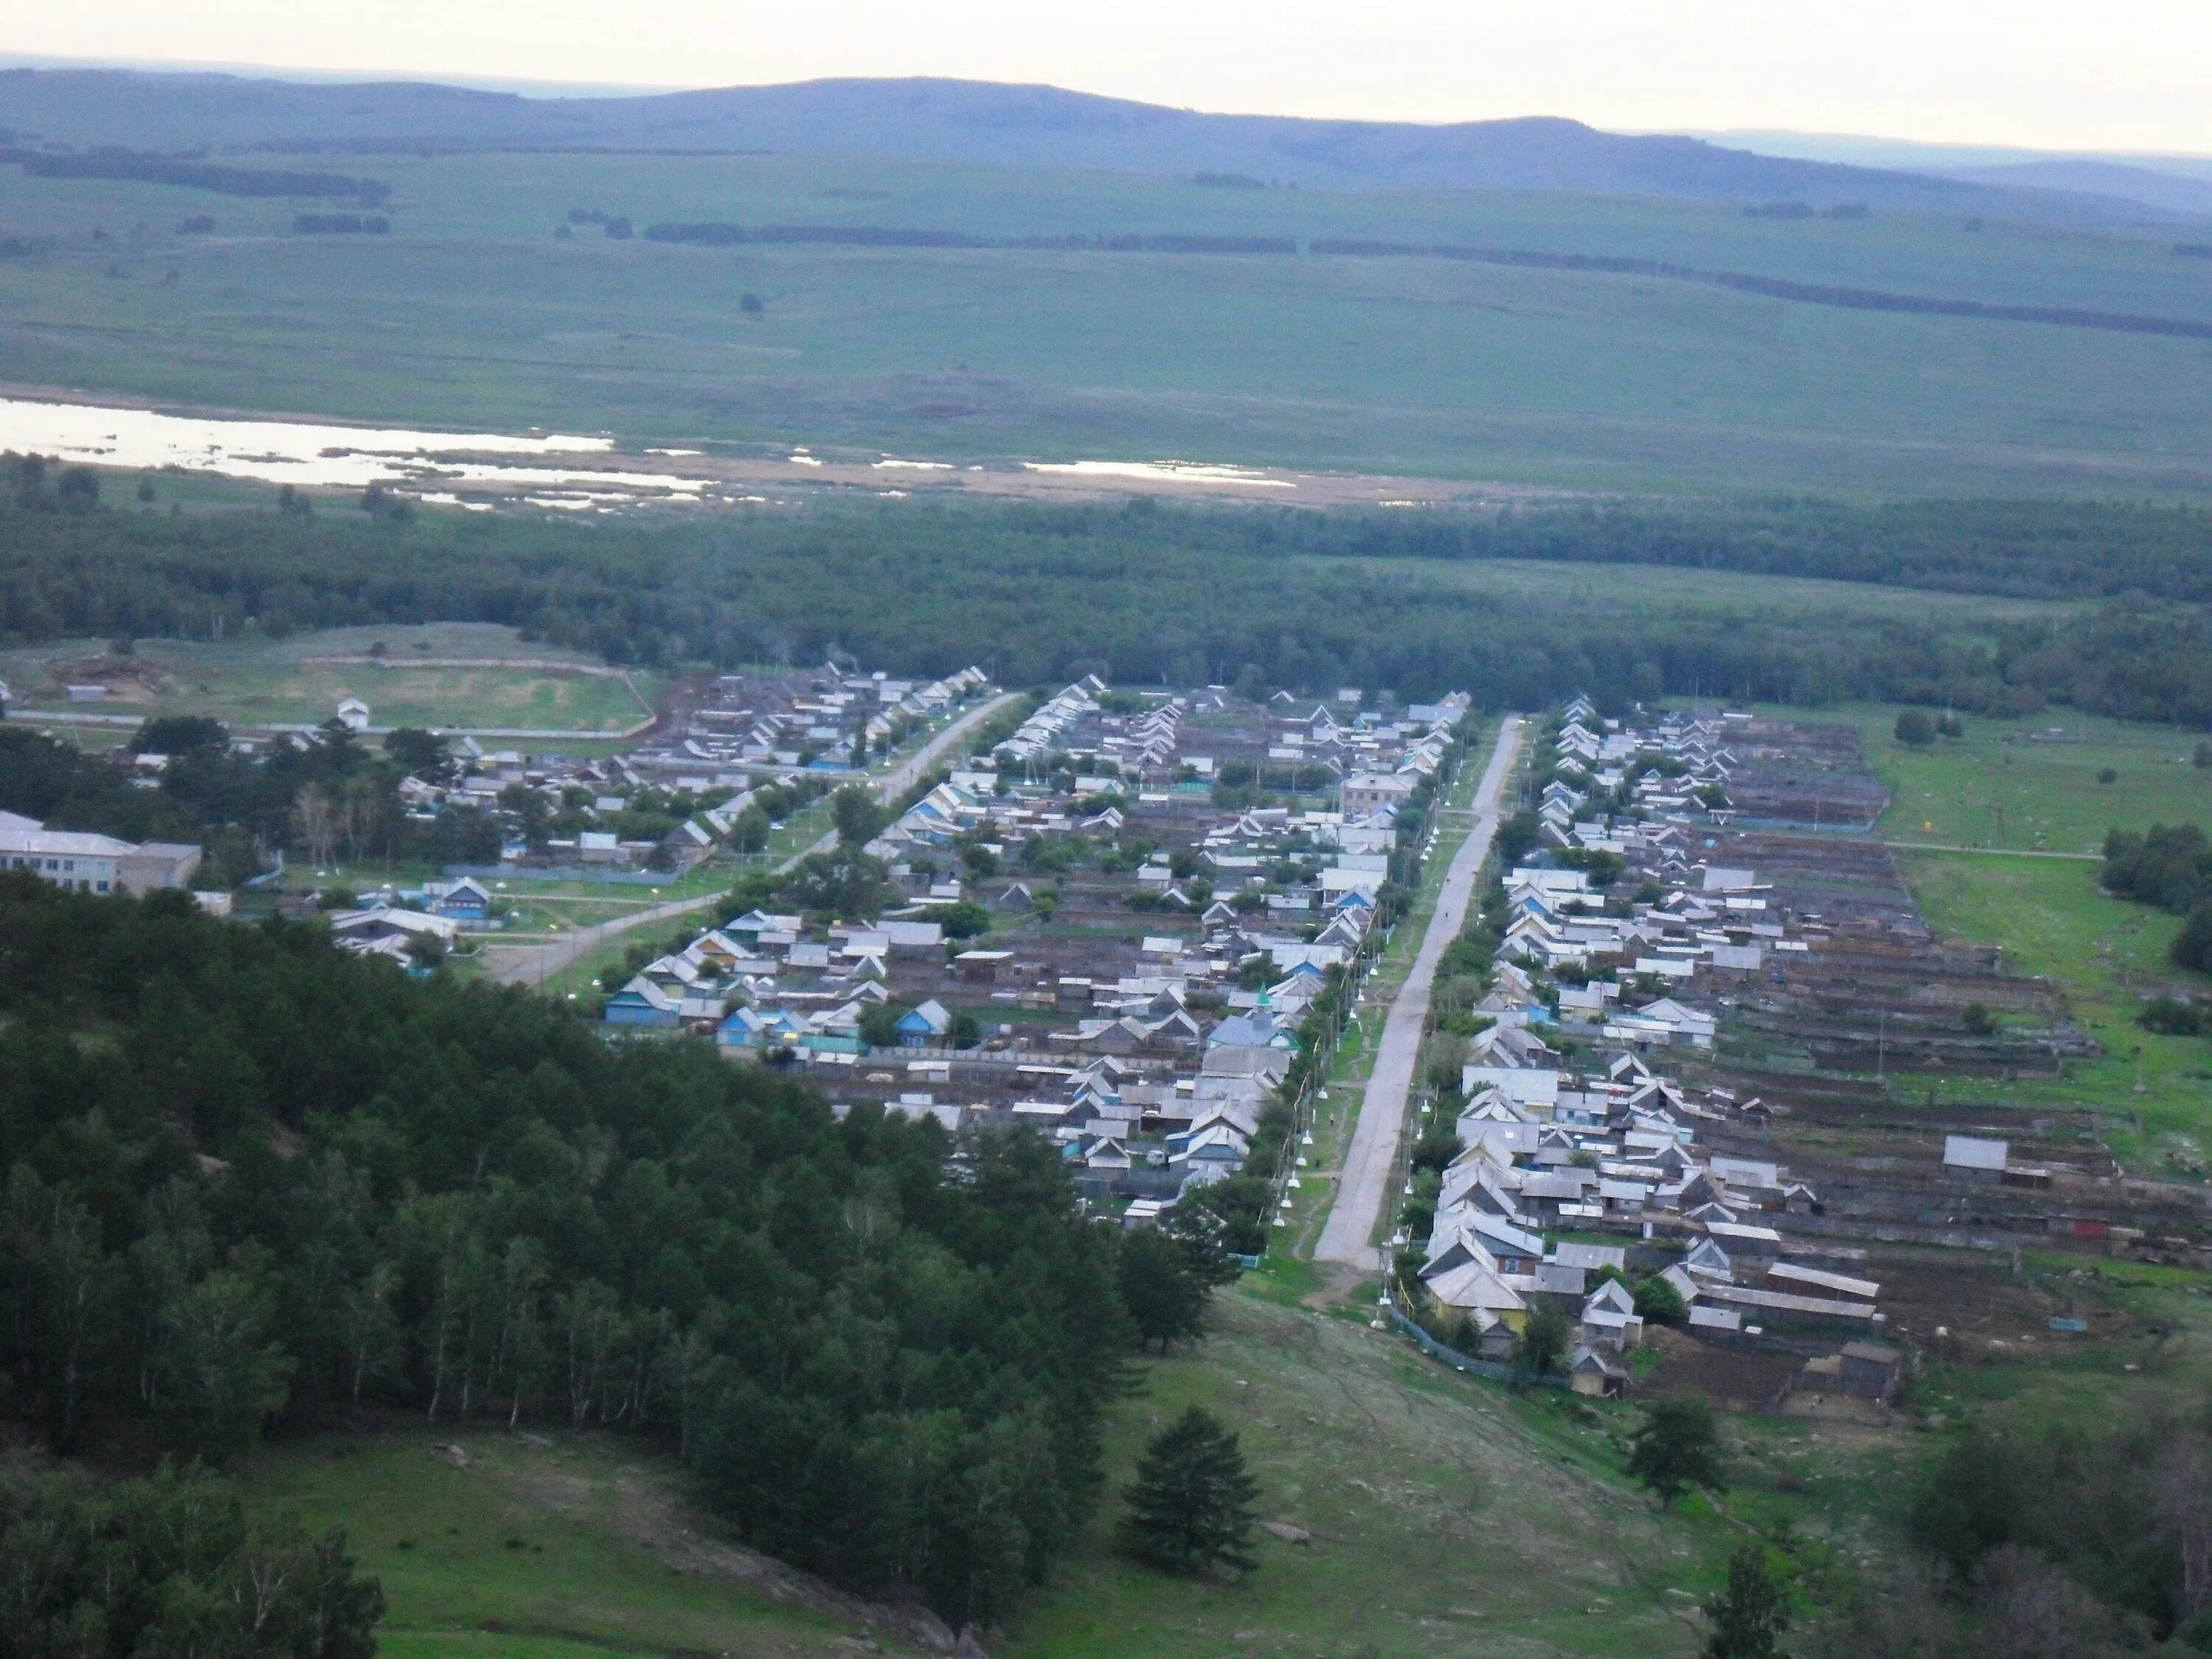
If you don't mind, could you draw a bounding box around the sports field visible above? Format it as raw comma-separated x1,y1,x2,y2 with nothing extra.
3,150,2210,495
0,623,658,733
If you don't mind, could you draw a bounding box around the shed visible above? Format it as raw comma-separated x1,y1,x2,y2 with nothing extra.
1943,1135,2009,1180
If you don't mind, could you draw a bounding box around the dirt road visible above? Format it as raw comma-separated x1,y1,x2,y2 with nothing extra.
1312,717,1524,1270
487,691,1018,987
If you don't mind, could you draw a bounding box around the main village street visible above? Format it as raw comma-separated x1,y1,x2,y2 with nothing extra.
487,691,1022,987
1313,716,1524,1270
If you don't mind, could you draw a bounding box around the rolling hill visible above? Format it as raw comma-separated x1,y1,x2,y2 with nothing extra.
0,66,2194,228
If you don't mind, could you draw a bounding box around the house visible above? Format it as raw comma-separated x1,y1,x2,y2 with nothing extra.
1567,1344,1628,1397
1339,772,1416,817
604,978,683,1029
429,876,492,921
1579,1276,1644,1350
335,697,372,733
895,999,953,1048
327,907,457,955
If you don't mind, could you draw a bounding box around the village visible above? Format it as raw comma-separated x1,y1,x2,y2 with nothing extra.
1393,698,2208,1417
11,663,2207,1424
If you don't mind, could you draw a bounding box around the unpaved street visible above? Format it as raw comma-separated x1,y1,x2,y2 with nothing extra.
1313,717,1523,1268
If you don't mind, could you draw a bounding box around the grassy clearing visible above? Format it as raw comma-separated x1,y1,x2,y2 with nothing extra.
4,150,2211,494
1829,701,2212,853
0,623,658,734
239,1431,931,1659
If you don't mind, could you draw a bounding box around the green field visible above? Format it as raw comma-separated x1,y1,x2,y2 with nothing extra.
1901,853,2212,1165
1828,701,2211,853
4,150,2212,494
0,622,658,733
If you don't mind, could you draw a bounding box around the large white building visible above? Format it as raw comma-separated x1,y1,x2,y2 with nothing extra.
0,815,202,896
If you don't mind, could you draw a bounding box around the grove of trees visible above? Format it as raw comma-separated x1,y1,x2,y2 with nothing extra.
0,875,1229,1627
7,485,2212,726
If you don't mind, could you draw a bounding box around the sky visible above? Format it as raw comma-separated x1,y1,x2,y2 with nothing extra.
10,0,2211,154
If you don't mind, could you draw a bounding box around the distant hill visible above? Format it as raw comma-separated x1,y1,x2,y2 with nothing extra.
0,67,2194,228
1935,159,2212,222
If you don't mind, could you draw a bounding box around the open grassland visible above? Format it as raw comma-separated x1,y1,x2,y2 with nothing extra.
243,1289,1919,1659
3,150,2211,493
0,622,658,732
1837,701,2212,853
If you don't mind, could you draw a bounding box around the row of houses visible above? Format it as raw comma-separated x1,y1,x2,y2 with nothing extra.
1412,1039,1892,1396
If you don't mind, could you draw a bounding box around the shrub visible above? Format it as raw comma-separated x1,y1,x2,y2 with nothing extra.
1894,709,1938,747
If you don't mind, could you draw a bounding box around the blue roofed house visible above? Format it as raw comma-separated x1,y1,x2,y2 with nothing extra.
428,876,492,922
895,999,954,1048
604,977,681,1029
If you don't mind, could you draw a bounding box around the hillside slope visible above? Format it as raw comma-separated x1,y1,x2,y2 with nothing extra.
0,67,2187,226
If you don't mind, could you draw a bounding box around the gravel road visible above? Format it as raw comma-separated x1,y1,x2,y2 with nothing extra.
1312,717,1524,1267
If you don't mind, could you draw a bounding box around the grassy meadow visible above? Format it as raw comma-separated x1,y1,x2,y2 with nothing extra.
1845,702,2211,853
0,622,659,732
2,149,2211,493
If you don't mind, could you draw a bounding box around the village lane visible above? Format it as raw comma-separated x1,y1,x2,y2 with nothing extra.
490,690,1020,987
1313,716,1523,1268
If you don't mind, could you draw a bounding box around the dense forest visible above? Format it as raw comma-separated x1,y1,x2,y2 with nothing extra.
0,877,1222,1627
4,485,2212,726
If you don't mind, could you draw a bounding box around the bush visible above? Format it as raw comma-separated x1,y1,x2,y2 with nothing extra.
1632,1273,1689,1325
2103,824,2212,914
2139,995,2206,1035
2177,902,2212,975
1894,709,1938,747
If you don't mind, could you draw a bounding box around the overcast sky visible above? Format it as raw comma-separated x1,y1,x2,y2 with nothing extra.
13,0,2211,153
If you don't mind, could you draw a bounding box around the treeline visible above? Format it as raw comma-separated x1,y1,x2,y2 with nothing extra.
5,492,2212,724
4,149,390,202
0,1463,383,1657
0,877,1190,1626
1312,240,2212,339
0,718,504,883
1854,1413,2212,1652
641,221,1295,254
294,212,390,235
2102,823,2212,975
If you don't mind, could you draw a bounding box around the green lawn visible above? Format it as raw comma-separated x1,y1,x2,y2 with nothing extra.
4,149,2212,495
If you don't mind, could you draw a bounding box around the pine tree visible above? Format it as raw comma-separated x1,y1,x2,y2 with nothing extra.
1703,1544,1791,1659
1627,1394,1725,1508
1121,1405,1260,1576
